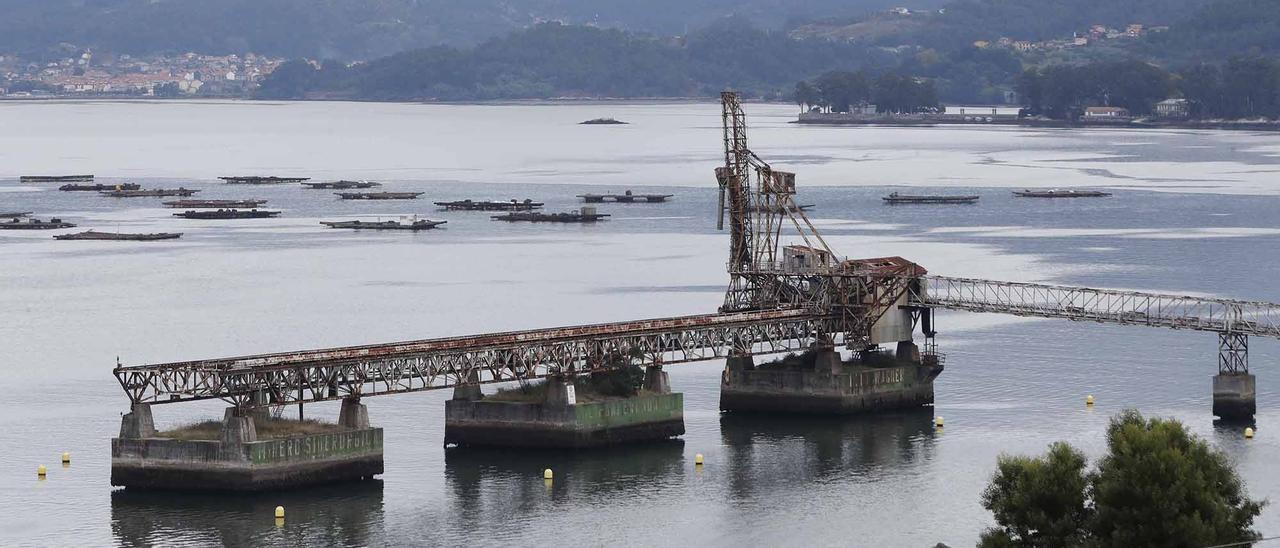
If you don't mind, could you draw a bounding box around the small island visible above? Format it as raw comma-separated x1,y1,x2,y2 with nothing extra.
580,118,628,125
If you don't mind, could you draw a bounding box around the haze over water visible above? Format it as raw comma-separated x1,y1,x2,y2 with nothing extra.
1,100,1278,547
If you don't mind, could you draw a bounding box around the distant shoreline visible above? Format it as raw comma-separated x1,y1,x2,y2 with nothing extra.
794,112,1280,132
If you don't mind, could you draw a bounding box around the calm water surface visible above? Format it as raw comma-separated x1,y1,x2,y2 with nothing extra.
1,101,1278,547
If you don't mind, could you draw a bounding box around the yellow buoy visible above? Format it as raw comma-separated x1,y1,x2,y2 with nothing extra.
37,464,47,477
274,506,285,519
1245,427,1255,439
543,468,553,480
935,416,944,428
694,453,704,466
1086,395,1095,406
62,452,71,464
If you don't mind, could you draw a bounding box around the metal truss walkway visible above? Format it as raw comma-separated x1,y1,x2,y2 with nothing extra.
114,308,837,408
910,276,1280,374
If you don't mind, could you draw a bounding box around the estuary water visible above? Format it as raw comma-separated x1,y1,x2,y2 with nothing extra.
0,100,1278,547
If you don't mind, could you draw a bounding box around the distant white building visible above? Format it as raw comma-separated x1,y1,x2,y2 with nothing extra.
1155,98,1190,119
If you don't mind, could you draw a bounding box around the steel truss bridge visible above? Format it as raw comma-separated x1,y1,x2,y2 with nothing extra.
115,309,841,408
111,92,1280,415
913,276,1280,374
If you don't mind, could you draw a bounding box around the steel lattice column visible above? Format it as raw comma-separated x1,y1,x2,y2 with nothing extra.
1218,332,1249,375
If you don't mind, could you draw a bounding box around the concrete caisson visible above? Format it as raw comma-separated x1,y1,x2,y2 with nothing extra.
111,398,384,491
444,367,685,448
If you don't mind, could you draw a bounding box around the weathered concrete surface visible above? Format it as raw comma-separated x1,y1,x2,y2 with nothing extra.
720,351,943,414
112,404,383,491
339,398,370,429
444,392,685,449
1213,373,1257,421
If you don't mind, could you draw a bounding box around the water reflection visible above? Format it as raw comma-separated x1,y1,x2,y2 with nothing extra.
719,409,938,500
110,481,385,547
443,441,685,515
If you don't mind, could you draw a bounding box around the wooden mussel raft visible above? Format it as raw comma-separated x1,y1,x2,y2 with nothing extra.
60,182,141,192
882,192,980,204
219,176,310,184
748,203,814,213
336,191,423,200
21,175,93,183
102,188,200,198
162,199,268,209
435,199,543,211
173,209,281,219
1013,189,1112,198
54,230,182,241
321,218,446,231
491,206,610,223
302,180,382,189
577,190,673,203
1,217,75,229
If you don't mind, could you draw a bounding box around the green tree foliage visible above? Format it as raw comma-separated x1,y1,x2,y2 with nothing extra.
795,70,939,113
978,411,1263,548
979,442,1091,548
1091,410,1264,547
1017,60,1174,117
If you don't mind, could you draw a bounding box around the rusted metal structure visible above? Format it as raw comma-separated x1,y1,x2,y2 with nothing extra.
111,92,1279,420
912,275,1280,375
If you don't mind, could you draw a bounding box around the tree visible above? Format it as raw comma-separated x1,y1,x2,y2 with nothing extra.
979,442,1091,548
794,80,819,112
979,411,1263,548
1091,410,1263,547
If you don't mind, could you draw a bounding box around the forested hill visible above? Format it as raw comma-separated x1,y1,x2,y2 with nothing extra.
256,22,900,101
0,0,936,60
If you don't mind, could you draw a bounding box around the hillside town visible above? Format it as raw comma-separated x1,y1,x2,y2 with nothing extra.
0,51,283,98
973,22,1169,53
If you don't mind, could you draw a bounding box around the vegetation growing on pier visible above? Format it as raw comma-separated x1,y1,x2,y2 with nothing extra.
155,417,346,441
979,410,1262,547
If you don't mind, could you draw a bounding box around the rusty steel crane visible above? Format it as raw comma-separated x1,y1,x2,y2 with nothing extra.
714,91,930,351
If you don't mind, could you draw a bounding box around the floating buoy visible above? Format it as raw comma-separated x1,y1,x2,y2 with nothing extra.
935,416,944,428
694,453,704,466
37,464,47,478
274,506,285,519
1086,395,1095,406
1245,427,1255,439
543,468,553,480
61,452,71,464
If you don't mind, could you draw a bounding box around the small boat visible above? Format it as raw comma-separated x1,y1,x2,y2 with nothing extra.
102,188,200,198
882,192,980,204
321,218,446,231
60,183,141,192
162,199,268,209
219,176,310,184
492,207,610,223
0,211,33,218
336,192,423,200
1013,189,1112,198
0,217,76,229
748,203,814,213
579,118,628,125
54,230,182,241
435,199,544,211
578,190,673,203
301,180,382,189
173,209,281,219
21,175,93,183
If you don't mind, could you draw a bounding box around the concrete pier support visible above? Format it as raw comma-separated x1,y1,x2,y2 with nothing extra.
111,402,384,491
119,403,155,439
339,398,371,429
896,341,921,363
444,371,685,448
1213,373,1256,421
720,344,943,414
452,371,484,401
645,366,671,394
221,407,258,445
